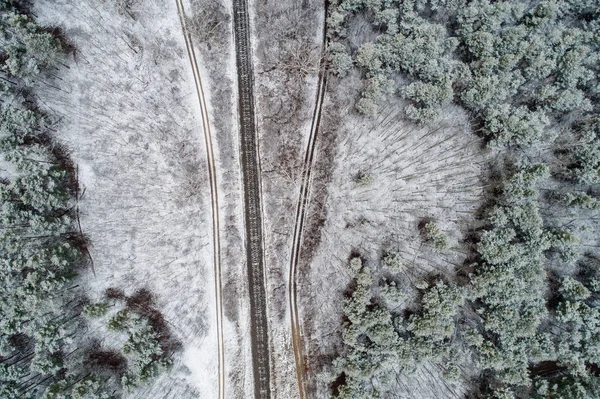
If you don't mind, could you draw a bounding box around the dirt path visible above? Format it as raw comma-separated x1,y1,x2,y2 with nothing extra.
288,11,329,398
175,1,225,398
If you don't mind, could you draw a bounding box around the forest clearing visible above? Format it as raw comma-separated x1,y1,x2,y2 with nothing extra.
1,0,599,398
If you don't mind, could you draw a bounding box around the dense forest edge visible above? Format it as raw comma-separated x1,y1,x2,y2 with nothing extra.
325,0,600,398
0,1,175,398
3,0,600,398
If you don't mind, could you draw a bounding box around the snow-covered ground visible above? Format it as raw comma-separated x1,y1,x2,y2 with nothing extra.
31,0,487,397
32,0,252,397
301,75,485,397
250,0,326,397
184,0,256,396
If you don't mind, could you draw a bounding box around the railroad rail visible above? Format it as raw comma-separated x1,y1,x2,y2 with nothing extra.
232,0,271,397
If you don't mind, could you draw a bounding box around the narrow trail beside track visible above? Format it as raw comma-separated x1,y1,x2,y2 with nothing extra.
288,11,329,399
231,0,271,398
175,1,225,398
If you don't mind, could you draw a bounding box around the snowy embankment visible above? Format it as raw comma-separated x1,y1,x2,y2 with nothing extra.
184,0,256,396
250,0,327,396
32,0,239,397
303,77,484,397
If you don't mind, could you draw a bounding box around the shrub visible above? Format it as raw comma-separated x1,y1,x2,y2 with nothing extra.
379,279,406,304
356,74,393,115
355,170,374,185
403,79,453,123
382,251,403,271
559,277,590,301
327,42,353,77
84,302,110,318
483,105,551,147
421,221,449,250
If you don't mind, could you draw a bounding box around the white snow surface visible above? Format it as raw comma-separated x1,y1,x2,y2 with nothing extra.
250,0,327,396
31,0,253,397
302,81,485,397
30,0,489,397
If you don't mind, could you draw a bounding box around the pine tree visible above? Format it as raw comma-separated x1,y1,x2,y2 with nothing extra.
327,42,353,77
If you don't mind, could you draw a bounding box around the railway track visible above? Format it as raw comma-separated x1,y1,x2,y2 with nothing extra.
175,1,225,398
232,0,271,398
288,7,329,399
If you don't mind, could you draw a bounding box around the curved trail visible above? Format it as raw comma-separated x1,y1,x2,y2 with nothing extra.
175,1,225,398
288,10,329,399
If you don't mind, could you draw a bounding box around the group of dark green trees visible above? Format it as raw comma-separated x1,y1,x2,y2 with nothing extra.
328,0,600,397
329,0,599,130
333,168,597,398
0,2,172,398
